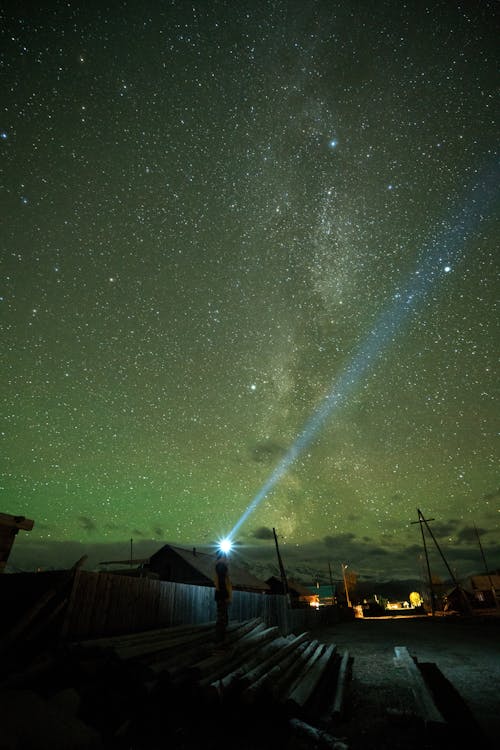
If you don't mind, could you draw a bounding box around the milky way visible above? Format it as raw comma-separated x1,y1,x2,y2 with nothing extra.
2,1,498,581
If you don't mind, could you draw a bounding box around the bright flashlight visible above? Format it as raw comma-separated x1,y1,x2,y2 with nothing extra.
218,538,232,554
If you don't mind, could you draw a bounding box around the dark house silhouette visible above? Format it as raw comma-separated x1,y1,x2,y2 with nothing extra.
266,575,316,607
144,544,270,593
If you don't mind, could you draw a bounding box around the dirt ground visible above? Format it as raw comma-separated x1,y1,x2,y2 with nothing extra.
313,614,500,748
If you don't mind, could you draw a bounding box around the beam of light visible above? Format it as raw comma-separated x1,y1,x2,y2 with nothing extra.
227,164,498,541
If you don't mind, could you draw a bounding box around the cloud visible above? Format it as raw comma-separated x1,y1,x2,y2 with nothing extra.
363,545,391,557
249,441,286,464
426,520,459,537
78,516,97,532
323,533,356,548
8,526,498,587
456,526,485,544
251,526,275,540
8,537,163,572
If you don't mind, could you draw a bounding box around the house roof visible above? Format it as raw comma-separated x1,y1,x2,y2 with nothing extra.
150,544,270,593
266,575,314,598
287,578,316,597
470,574,500,591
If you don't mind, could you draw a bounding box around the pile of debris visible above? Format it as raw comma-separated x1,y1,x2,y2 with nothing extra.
0,618,351,749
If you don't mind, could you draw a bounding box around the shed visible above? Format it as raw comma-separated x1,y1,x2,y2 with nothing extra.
469,573,500,608
145,544,270,593
266,576,317,607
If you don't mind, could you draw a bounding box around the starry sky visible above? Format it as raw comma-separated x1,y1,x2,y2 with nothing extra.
2,1,499,583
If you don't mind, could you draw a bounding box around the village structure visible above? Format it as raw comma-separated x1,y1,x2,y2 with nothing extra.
1,510,499,748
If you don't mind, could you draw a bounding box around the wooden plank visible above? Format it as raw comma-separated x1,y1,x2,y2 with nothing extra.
108,576,124,635
148,579,161,629
97,573,114,635
60,567,82,638
199,625,280,688
393,646,446,727
331,650,350,718
328,651,352,721
242,640,310,705
74,571,99,638
215,632,308,695
89,571,107,636
319,649,350,726
124,577,139,633
289,718,344,750
287,644,336,711
272,640,319,701
134,577,149,631
160,582,173,627
244,632,309,687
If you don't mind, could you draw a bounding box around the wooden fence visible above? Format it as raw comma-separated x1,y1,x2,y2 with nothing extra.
61,571,320,639
0,570,321,640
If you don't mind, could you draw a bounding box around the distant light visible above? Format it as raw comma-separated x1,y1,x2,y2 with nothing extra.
328,139,338,149
444,265,451,273
218,538,232,554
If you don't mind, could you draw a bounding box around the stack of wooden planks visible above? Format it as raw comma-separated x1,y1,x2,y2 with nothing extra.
73,617,351,748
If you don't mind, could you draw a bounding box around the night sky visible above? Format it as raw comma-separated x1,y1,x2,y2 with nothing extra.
2,1,499,583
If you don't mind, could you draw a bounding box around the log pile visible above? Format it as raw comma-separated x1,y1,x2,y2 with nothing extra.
0,617,481,748
0,618,351,750
79,617,350,748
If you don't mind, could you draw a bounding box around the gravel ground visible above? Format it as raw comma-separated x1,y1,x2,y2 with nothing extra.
313,614,500,748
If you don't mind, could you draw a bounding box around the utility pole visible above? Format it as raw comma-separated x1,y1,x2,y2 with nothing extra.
411,509,436,616
130,538,133,567
272,527,289,596
328,561,336,604
413,508,471,615
341,563,352,607
418,510,458,586
474,523,499,610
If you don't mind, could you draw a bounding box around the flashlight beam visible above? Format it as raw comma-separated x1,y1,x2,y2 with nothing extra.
228,165,498,540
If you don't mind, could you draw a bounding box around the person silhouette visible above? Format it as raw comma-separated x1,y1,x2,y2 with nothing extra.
214,551,232,642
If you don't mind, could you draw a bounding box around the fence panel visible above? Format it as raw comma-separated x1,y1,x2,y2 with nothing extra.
59,572,320,639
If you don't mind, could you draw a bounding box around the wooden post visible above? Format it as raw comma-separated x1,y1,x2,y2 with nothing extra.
273,527,289,596
328,561,336,604
474,523,500,610
341,563,352,608
418,509,472,615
